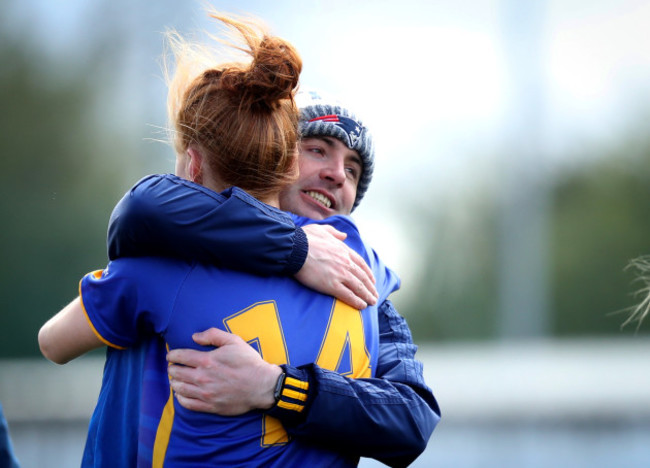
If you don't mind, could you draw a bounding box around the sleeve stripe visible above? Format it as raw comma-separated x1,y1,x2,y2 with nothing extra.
284,376,308,391
264,366,310,423
78,272,127,350
282,388,307,402
277,400,305,412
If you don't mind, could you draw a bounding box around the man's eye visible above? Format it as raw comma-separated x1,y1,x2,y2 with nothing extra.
346,167,359,180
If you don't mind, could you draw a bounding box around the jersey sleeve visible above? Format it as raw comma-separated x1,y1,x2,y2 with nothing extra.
107,174,308,275
266,302,440,467
79,258,186,348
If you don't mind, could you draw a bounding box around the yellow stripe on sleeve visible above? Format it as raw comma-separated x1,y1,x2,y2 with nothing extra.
282,388,308,402
277,400,306,413
78,270,127,350
284,376,308,391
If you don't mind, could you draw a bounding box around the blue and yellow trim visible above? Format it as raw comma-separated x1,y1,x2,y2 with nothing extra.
78,271,126,350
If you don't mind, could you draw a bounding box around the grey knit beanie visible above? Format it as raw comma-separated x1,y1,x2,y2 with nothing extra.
296,89,374,212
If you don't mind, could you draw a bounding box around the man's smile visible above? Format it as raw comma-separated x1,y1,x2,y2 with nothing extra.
304,190,333,209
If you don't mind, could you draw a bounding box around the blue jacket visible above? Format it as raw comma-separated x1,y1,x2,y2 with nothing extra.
107,174,440,467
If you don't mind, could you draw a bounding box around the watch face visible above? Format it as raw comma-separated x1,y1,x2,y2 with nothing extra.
274,372,286,402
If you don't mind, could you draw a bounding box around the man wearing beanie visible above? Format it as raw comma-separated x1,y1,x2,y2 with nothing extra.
290,89,375,212
101,89,440,467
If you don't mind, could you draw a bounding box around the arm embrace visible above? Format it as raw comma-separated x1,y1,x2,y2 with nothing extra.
108,174,376,308
108,174,307,275
266,299,440,467
168,300,440,467
109,174,439,464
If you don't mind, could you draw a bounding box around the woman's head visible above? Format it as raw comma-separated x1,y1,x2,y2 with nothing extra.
167,12,302,203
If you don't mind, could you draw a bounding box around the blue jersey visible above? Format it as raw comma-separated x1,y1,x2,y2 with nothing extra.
81,220,396,467
82,339,168,467
98,174,438,467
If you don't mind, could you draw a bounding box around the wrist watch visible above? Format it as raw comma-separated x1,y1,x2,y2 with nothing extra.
273,369,286,403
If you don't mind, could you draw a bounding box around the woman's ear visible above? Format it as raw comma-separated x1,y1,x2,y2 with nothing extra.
186,146,203,184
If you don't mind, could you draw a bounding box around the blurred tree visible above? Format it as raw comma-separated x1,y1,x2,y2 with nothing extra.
552,132,650,336
405,126,650,342
0,24,132,358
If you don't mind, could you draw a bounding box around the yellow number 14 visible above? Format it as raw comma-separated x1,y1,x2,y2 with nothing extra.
223,299,372,446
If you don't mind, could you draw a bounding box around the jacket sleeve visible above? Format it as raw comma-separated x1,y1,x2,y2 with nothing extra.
266,299,441,467
107,174,308,275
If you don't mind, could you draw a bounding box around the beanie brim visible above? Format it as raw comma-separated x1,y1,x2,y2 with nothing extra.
297,91,374,211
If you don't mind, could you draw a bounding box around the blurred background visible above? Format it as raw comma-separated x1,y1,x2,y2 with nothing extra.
1,0,649,466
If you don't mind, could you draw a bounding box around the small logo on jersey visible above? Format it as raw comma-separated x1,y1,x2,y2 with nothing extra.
308,114,364,149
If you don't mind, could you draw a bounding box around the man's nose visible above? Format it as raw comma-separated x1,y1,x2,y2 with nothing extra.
320,160,346,185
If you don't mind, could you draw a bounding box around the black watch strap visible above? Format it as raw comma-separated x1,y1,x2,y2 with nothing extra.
266,364,311,426
273,369,286,403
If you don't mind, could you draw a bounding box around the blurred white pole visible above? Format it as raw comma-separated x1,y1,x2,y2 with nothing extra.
497,0,551,338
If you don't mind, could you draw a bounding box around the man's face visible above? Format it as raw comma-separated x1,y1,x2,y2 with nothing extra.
279,136,362,219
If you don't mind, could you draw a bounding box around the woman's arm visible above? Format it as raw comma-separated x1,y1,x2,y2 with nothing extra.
108,174,307,274
108,174,377,308
38,297,105,364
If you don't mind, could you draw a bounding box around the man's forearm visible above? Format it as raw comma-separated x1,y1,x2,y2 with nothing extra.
266,300,440,467
266,363,439,467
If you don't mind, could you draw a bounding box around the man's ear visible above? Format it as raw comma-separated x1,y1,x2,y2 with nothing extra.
186,146,203,184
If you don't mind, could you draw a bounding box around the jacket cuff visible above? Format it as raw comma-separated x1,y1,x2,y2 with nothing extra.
282,227,308,276
265,364,312,427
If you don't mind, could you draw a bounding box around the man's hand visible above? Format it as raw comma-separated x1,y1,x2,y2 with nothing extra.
296,224,378,310
167,328,282,415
